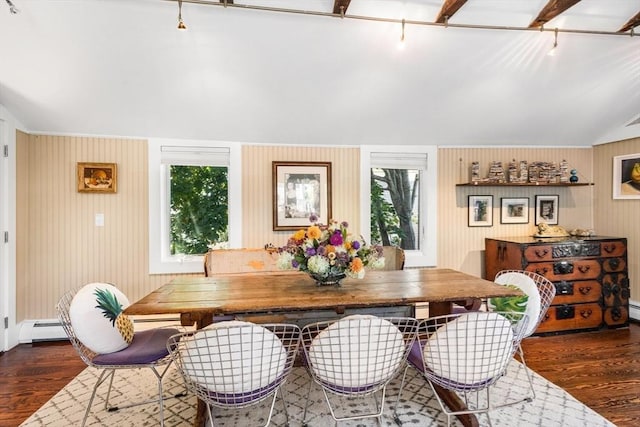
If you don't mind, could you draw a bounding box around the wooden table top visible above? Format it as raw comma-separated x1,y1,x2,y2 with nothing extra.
125,268,521,318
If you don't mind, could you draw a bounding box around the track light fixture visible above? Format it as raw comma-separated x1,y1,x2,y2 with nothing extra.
548,27,559,56
5,0,19,14
177,0,187,30
398,18,406,49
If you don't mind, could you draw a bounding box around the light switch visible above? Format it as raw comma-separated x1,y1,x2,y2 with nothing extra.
95,213,105,227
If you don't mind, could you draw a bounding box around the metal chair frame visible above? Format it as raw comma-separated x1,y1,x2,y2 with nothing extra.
395,311,529,427
300,316,418,425
494,269,557,402
56,288,184,427
167,322,301,427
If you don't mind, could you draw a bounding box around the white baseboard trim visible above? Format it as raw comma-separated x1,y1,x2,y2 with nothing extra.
18,314,183,343
629,299,639,321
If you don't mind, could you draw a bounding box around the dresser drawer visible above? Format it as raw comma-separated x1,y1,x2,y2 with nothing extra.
526,259,601,281
536,302,602,333
604,305,629,327
602,257,627,273
602,273,630,306
523,245,553,261
552,280,601,304
601,241,626,258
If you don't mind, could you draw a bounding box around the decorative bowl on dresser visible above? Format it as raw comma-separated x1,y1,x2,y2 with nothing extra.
485,236,629,334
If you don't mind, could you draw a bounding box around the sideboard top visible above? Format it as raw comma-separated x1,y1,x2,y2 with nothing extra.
486,236,625,245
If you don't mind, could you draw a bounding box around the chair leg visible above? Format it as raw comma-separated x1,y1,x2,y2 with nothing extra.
301,377,314,426
517,344,536,402
83,369,113,427
393,365,410,425
279,386,291,426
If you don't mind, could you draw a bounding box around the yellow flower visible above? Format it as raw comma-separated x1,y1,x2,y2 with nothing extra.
326,245,336,254
293,229,306,241
350,257,364,273
307,225,322,240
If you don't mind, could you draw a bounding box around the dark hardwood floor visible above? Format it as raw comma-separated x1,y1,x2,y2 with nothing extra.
1,324,639,427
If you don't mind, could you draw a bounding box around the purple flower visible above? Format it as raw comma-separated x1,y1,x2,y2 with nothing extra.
309,214,318,223
329,231,343,246
317,246,327,256
306,247,317,256
341,221,349,228
292,260,299,268
352,240,360,250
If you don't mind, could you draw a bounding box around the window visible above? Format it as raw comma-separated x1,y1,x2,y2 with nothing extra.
148,139,241,274
360,146,437,267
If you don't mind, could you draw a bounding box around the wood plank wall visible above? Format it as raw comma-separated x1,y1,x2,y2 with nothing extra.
16,134,639,320
593,137,640,306
437,147,594,277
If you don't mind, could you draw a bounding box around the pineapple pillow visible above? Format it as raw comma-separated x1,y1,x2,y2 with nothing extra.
69,282,134,354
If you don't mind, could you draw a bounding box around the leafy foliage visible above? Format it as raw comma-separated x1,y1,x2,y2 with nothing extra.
170,165,228,255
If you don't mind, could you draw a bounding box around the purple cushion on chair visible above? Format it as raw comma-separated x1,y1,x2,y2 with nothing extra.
407,340,425,373
93,328,179,366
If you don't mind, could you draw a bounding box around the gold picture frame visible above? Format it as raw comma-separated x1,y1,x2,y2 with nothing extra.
77,162,117,193
273,161,332,231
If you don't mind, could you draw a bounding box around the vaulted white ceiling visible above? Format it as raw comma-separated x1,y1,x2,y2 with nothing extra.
1,0,639,146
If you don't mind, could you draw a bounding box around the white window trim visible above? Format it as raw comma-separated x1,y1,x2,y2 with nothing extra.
360,145,437,268
148,138,242,274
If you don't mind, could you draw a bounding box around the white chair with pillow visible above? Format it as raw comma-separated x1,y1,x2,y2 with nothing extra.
300,315,418,425
166,321,301,427
56,283,184,427
490,269,556,402
396,311,529,427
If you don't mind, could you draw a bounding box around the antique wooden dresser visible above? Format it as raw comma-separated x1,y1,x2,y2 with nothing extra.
485,236,629,334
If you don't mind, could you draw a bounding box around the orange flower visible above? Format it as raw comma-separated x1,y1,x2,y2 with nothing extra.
292,229,306,241
307,225,322,240
325,245,336,254
350,257,364,273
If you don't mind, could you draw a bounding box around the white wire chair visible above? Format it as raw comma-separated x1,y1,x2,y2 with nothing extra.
300,315,418,425
56,288,185,427
492,269,557,402
395,311,529,427
166,321,301,427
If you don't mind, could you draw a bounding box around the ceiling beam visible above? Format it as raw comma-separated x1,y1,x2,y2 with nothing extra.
618,11,640,33
529,0,581,28
333,0,351,15
435,0,468,24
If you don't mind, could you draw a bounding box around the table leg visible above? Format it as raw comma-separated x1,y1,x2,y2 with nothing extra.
427,301,479,427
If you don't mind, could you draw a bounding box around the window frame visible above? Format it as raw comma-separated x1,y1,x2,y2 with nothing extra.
360,145,437,268
148,138,242,274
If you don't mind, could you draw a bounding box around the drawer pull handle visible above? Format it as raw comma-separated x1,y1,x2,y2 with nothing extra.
578,265,590,274
578,286,592,295
580,309,593,319
608,258,620,270
534,249,549,258
603,244,616,254
535,267,549,275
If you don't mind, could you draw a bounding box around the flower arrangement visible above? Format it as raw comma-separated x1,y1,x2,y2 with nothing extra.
277,215,385,284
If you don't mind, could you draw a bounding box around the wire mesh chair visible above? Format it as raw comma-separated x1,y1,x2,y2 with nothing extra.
56,288,185,427
493,269,557,402
300,315,418,425
395,311,529,427
167,321,301,427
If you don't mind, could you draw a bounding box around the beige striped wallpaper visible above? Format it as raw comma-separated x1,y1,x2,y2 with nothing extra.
14,134,638,320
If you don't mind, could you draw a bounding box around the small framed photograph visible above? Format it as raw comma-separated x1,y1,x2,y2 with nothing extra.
273,161,332,230
77,162,117,193
501,197,529,224
468,195,493,227
535,195,559,225
612,153,640,199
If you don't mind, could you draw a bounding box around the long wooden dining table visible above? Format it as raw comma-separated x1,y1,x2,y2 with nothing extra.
125,268,522,427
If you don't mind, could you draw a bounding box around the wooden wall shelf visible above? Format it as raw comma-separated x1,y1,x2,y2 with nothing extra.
456,182,593,187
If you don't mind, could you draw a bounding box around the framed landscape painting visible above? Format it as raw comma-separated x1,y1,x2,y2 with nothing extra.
468,195,493,227
500,197,529,224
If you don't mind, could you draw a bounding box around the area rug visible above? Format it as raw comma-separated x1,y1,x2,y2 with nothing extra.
20,361,614,427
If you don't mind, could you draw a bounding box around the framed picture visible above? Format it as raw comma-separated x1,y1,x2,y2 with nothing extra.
535,195,559,225
468,195,493,227
500,197,529,224
77,162,117,193
612,153,640,199
273,161,332,230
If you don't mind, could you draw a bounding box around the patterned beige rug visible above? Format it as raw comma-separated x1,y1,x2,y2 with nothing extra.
20,361,614,427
